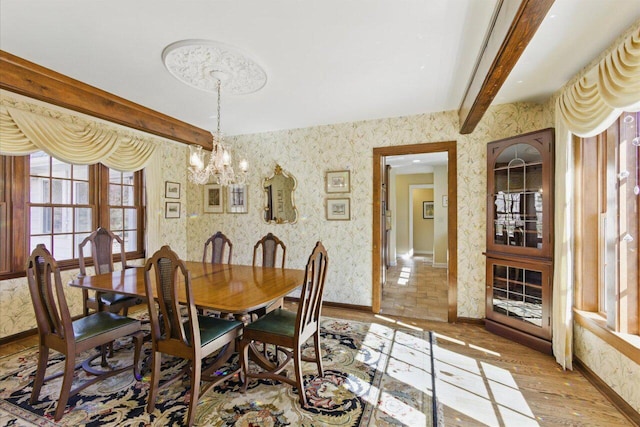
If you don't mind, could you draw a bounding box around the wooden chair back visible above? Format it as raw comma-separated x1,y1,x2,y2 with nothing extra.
295,241,329,343
144,245,199,352
252,232,286,268
78,227,127,276
26,244,72,347
202,231,233,264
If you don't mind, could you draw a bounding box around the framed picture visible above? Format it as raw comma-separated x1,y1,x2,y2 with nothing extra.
326,198,350,220
165,201,180,218
227,184,248,213
203,184,223,213
326,170,350,193
423,201,434,219
165,181,180,199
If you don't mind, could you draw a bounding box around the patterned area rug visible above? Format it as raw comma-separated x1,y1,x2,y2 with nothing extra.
0,317,441,426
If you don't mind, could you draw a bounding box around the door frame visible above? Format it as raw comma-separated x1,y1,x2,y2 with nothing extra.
372,141,458,322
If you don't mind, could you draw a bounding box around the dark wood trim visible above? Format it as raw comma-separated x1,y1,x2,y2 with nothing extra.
485,318,552,354
456,317,485,325
0,328,37,346
372,141,458,323
458,0,555,134
0,50,212,148
574,357,640,426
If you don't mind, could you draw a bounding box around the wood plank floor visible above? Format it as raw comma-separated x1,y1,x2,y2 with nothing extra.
1,304,634,426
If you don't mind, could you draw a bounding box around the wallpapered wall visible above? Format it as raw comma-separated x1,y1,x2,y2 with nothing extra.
184,102,552,318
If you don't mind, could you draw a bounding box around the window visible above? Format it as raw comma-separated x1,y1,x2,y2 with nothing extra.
0,152,145,278
575,111,639,335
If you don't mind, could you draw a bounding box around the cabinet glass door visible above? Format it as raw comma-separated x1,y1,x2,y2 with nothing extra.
492,143,543,249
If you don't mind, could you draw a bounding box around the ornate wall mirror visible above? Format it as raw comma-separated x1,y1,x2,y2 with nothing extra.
263,164,298,224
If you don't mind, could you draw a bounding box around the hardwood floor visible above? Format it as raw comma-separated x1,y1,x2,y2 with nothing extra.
382,255,448,321
1,303,634,426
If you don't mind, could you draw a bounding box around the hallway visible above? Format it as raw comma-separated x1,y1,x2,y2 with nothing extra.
381,255,448,322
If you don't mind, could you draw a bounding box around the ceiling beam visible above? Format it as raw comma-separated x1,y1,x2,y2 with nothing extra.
0,50,212,149
458,0,554,135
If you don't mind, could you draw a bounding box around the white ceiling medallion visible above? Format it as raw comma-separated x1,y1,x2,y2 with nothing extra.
162,39,267,95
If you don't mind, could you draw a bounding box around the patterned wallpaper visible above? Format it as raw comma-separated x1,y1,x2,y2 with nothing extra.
574,324,640,413
185,102,551,318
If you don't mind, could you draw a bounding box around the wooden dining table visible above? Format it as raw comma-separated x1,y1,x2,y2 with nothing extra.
68,262,306,316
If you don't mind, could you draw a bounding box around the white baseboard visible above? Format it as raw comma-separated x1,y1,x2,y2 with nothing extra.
413,251,433,256
432,262,447,269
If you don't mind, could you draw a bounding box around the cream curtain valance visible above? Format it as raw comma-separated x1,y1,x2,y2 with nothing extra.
557,26,640,137
0,102,156,172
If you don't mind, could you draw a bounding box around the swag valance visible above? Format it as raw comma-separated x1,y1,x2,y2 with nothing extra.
0,99,156,171
557,25,640,136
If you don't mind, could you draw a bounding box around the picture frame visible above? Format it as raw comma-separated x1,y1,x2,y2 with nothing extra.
326,198,350,221
165,181,180,199
227,184,248,213
326,170,350,193
423,201,434,219
165,201,180,218
203,184,223,213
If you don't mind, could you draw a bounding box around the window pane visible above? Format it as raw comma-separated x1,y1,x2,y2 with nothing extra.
29,152,49,177
122,185,134,206
51,179,68,204
122,171,134,185
31,206,51,234
124,208,137,229
75,207,92,232
110,208,123,230
73,164,89,180
30,177,49,203
124,230,137,252
109,169,122,184
51,158,71,178
53,207,72,233
30,235,51,254
109,184,122,205
53,234,73,260
74,181,89,204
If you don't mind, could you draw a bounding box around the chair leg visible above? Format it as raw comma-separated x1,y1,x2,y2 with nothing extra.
313,332,324,377
186,360,201,427
293,345,307,408
54,355,76,421
146,352,162,413
131,331,144,381
30,345,49,404
239,339,251,392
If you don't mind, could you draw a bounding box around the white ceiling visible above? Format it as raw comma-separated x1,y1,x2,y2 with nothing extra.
1,0,639,141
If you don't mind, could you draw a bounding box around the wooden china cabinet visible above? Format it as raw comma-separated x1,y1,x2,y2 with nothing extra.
484,128,554,354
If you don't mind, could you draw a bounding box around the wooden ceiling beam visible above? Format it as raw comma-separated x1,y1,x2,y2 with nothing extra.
458,0,554,134
0,50,212,149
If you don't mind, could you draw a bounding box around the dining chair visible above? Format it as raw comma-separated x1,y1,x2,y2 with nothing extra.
78,227,140,316
144,245,243,427
202,231,233,264
26,244,143,421
240,241,328,408
250,233,287,321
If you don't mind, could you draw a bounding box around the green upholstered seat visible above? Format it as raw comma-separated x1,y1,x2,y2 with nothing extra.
243,308,296,337
73,311,140,342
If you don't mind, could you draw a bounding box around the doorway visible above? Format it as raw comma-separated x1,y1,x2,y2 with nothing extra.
372,141,458,322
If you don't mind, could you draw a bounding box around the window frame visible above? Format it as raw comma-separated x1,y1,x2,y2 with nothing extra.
574,112,639,337
0,154,145,279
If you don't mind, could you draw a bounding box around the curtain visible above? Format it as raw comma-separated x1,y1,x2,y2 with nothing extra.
553,23,640,369
0,105,156,171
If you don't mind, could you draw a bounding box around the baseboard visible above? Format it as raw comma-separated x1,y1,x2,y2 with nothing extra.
485,319,553,355
574,358,640,426
432,262,447,269
456,317,485,325
413,251,433,256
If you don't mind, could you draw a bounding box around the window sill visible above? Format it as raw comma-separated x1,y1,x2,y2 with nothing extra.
573,309,640,365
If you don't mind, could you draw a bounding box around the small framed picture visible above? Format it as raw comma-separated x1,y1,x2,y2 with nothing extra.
165,181,180,199
326,198,350,221
227,184,248,213
423,201,434,219
165,201,180,218
326,170,350,193
203,184,223,213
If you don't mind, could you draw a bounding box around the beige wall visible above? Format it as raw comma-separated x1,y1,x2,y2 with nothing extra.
394,174,434,256
412,187,434,255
